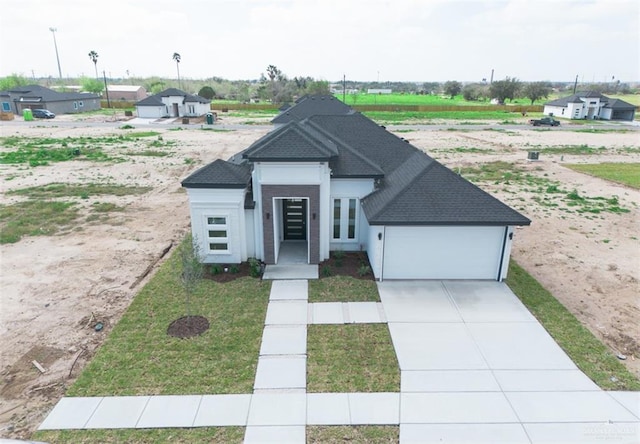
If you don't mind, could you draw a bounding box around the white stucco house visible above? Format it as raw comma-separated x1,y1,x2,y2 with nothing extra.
543,91,636,121
135,88,210,119
182,95,531,281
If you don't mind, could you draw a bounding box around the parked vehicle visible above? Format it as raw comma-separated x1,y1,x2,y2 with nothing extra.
529,116,559,127
32,109,56,119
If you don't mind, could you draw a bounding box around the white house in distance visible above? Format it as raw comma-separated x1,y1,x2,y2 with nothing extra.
543,91,636,121
181,95,531,281
135,88,210,119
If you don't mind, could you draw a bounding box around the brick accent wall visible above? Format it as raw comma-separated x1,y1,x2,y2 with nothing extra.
261,185,320,264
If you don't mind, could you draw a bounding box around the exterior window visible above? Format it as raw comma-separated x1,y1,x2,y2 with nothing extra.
206,216,229,253
79,101,84,107
332,198,358,241
1,102,10,111
73,101,78,110
188,104,195,114
333,200,341,239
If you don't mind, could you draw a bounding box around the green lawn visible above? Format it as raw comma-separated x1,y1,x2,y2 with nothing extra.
308,276,379,302
307,426,399,443
307,324,400,393
68,248,270,396
33,427,244,444
506,261,640,390
564,162,640,189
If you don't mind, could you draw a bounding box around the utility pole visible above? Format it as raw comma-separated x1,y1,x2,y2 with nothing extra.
573,74,578,94
343,74,346,103
103,70,111,108
49,27,62,79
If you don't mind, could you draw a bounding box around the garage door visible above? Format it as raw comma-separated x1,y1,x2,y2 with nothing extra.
382,226,506,280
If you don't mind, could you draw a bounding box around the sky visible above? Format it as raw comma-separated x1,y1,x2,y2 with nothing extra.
1,0,638,83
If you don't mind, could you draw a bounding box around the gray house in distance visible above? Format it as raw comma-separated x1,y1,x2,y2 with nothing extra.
0,85,101,115
182,95,531,281
543,92,636,121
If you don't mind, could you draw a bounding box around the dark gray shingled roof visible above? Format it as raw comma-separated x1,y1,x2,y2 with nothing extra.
242,121,339,161
0,84,99,102
135,87,210,106
181,159,251,188
182,97,531,226
545,91,635,109
272,94,354,124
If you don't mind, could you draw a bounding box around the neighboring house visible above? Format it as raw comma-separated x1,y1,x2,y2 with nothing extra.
135,88,210,119
367,89,392,94
106,85,147,102
543,91,636,121
0,85,101,115
182,95,531,281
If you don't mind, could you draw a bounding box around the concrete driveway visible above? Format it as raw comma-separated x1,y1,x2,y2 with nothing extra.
378,280,640,443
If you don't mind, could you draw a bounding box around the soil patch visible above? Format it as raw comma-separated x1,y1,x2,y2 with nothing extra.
167,315,210,338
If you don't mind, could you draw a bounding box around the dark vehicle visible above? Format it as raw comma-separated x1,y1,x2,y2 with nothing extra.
529,116,559,127
32,109,56,119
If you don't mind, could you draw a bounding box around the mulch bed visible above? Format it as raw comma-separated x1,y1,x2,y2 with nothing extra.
318,252,374,280
201,252,374,283
167,315,210,338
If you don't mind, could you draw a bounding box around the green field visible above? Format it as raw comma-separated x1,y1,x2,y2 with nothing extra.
564,163,640,189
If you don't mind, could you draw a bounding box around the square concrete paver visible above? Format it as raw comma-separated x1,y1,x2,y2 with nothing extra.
192,394,251,426
307,393,351,425
347,302,385,323
524,422,640,443
349,393,400,425
244,425,306,443
493,369,600,392
84,396,150,429
400,423,531,443
262,265,318,280
38,397,103,430
265,301,308,325
388,323,487,370
609,391,640,419
247,393,306,426
254,356,306,390
506,391,640,423
309,302,344,324
401,392,519,423
467,322,577,370
401,370,500,392
260,326,307,355
444,281,536,323
379,281,462,323
136,395,202,428
269,280,308,300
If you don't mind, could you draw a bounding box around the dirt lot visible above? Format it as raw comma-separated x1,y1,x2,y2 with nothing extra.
0,115,638,439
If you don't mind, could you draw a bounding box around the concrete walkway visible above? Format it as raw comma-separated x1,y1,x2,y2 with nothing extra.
38,280,640,443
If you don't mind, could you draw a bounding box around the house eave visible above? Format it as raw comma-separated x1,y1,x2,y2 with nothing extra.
181,183,248,189
367,220,531,227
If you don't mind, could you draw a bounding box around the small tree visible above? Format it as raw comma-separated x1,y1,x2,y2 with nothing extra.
443,80,462,99
489,77,522,104
0,73,29,90
198,86,215,100
523,81,552,105
80,76,104,94
180,233,203,316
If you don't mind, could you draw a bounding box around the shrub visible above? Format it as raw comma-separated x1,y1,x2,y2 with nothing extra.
210,264,223,275
321,265,332,277
358,264,372,277
230,265,240,274
248,257,262,278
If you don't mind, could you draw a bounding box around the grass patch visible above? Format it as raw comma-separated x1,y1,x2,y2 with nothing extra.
91,202,125,213
506,260,640,390
537,145,607,155
364,110,522,123
7,183,152,199
307,324,399,393
308,276,380,302
0,201,79,244
307,426,399,443
127,150,171,157
33,427,244,444
564,163,640,189
125,131,160,138
68,244,270,396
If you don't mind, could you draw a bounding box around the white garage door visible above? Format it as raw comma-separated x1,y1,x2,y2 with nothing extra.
383,226,506,280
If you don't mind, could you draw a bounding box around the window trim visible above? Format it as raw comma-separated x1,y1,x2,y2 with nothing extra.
332,197,358,242
205,215,230,254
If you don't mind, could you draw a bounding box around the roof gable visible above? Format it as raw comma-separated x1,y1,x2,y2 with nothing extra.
242,121,339,161
272,94,354,124
181,159,251,188
136,87,209,106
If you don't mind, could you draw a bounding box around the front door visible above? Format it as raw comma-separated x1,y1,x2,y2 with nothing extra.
283,199,307,240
